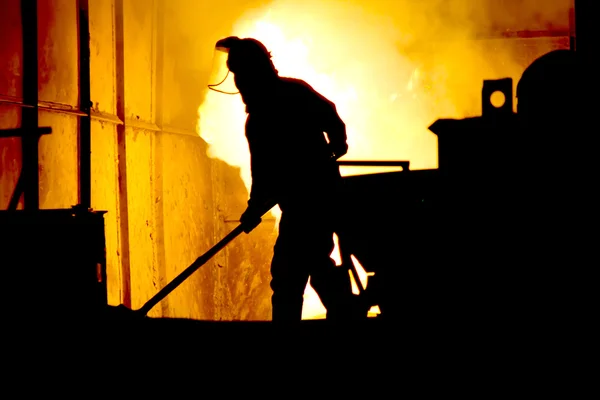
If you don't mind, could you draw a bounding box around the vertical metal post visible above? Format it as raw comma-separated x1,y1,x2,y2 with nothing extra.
77,0,92,209
574,0,589,60
115,0,132,308
20,0,39,210
569,6,576,51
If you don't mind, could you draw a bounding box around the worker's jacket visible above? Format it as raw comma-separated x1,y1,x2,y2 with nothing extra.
244,77,347,210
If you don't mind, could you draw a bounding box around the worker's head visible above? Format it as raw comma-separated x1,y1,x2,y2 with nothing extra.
228,38,279,106
225,38,277,78
208,37,279,106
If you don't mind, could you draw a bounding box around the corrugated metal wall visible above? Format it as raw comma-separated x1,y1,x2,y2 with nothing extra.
0,0,276,320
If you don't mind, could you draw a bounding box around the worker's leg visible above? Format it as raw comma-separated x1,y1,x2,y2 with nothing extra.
308,226,361,321
270,210,311,322
282,197,359,321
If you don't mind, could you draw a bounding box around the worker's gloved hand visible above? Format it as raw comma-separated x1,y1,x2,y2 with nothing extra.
240,207,262,234
330,142,348,160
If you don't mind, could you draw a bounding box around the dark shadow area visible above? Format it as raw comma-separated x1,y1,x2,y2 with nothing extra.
337,48,584,328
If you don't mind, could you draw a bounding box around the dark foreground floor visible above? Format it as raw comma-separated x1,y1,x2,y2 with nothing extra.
4,311,588,396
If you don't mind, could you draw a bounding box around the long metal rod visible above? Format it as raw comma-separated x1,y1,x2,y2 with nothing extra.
8,174,24,210
77,0,92,209
337,160,410,170
136,200,277,316
0,95,91,116
137,224,245,316
20,0,39,210
481,29,570,39
0,127,52,138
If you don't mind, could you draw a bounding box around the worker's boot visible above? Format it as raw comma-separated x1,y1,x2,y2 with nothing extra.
271,293,304,323
312,266,368,322
324,290,370,322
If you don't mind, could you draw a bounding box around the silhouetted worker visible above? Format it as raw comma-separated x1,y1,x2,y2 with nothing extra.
209,36,359,322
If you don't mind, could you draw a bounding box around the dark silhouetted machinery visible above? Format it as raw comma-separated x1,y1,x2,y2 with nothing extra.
0,128,108,321
336,77,523,323
337,45,583,325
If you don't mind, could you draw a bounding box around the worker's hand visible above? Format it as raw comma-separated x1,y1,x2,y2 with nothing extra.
240,208,262,234
330,142,348,160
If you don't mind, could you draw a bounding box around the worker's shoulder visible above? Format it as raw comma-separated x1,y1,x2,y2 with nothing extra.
278,77,330,102
279,77,319,94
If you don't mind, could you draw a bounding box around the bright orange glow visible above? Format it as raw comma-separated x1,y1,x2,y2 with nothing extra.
197,5,435,319
196,0,564,320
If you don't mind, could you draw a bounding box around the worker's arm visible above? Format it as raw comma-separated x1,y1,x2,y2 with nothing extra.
312,90,348,159
240,138,274,233
324,104,348,159
247,165,272,210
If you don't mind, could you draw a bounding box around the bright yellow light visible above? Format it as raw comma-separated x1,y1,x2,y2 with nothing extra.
197,2,441,320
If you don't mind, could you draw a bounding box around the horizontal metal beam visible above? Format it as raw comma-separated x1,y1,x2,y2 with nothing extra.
0,96,198,137
475,29,570,40
337,160,410,170
0,127,52,138
0,96,87,116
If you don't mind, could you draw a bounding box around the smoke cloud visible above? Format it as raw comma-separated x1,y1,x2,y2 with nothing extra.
194,0,572,180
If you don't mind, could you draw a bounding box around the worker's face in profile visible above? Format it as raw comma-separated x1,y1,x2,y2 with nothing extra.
227,50,276,106
229,65,271,106
232,71,254,93
231,71,259,105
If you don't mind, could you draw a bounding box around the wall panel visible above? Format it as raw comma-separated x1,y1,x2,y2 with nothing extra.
122,0,155,123
0,107,22,209
211,159,275,321
37,0,79,107
0,0,23,209
89,0,117,115
90,119,121,305
159,131,217,319
37,111,78,208
0,0,23,98
124,126,161,315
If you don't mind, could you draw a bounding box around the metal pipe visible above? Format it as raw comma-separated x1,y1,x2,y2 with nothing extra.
77,0,92,209
0,127,52,138
575,0,589,58
114,0,132,308
337,160,410,170
20,0,39,210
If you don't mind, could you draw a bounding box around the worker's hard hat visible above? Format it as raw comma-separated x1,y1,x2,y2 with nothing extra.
207,36,277,94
